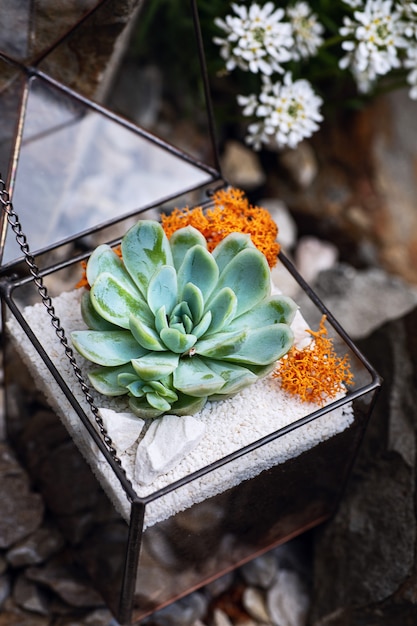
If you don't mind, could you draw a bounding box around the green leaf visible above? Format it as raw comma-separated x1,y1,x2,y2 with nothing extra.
129,397,165,419
122,220,173,297
129,315,165,351
177,245,219,302
154,305,169,334
90,272,152,329
215,248,270,317
201,358,258,395
173,356,226,397
171,394,207,416
169,225,207,270
146,392,172,412
86,245,137,293
88,364,134,396
80,291,118,331
131,352,179,381
195,329,247,359
182,282,204,323
205,287,237,334
212,232,255,273
218,324,294,365
192,310,212,339
160,327,196,353
71,330,146,366
147,265,178,316
228,295,298,331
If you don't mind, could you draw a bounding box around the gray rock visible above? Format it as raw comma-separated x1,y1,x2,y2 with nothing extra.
145,590,208,626
25,560,103,609
13,573,49,615
7,525,65,568
240,552,278,590
0,443,44,549
296,264,417,339
0,573,11,608
310,306,417,623
266,569,310,626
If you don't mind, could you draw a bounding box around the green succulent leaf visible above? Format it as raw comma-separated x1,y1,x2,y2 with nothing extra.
215,248,270,317
196,324,293,365
212,232,255,273
86,245,137,292
201,358,259,395
74,220,296,418
177,245,219,302
160,327,197,353
147,265,177,316
174,356,226,397
71,330,146,366
205,287,237,334
228,295,298,331
192,310,212,339
169,226,207,270
88,364,135,396
80,291,118,331
171,394,208,416
222,324,294,365
182,282,204,323
131,352,179,381
90,273,152,329
129,315,166,351
122,220,173,297
128,397,166,419
146,392,172,412
127,380,146,397
195,329,247,360
154,305,169,334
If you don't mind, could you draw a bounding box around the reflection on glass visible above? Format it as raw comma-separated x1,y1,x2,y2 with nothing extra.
4,75,214,264
0,0,103,64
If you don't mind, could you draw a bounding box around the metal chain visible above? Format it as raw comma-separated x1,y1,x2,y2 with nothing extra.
0,177,126,472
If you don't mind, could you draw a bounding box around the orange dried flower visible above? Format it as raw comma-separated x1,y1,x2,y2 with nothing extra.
161,187,280,267
273,316,354,405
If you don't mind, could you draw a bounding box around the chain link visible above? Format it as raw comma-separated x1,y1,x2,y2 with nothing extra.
0,177,128,475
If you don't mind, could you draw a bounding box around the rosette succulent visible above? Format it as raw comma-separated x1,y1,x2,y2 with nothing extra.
71,220,297,418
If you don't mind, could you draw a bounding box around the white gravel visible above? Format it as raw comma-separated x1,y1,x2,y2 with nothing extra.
6,288,353,528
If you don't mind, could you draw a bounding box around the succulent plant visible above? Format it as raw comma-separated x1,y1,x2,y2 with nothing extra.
71,220,297,419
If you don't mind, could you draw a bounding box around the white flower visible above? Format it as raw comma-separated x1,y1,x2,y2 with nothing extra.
404,45,417,98
286,1,325,60
342,0,364,7
214,2,294,75
238,73,323,150
339,0,408,92
398,1,417,38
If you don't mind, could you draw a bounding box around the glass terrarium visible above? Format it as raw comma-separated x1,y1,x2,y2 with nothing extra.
0,2,381,624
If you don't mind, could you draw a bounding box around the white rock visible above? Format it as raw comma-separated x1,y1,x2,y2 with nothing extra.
266,569,310,626
98,408,145,452
212,608,234,626
220,140,266,190
135,414,206,485
242,587,271,623
294,236,338,285
258,198,298,251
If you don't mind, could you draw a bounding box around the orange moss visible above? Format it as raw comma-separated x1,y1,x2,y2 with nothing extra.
77,188,280,288
273,316,354,405
161,187,280,268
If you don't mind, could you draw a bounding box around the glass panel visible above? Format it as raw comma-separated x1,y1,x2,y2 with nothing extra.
132,396,372,621
0,0,104,64
3,74,214,264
